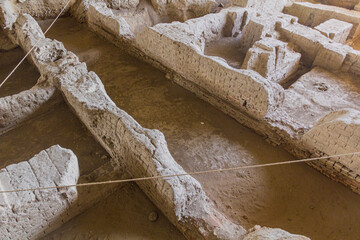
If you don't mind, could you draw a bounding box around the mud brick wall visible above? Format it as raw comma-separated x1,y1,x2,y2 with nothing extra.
302,109,360,189
284,2,360,38
0,145,79,239
0,85,57,133
279,21,360,74
87,3,134,45
136,10,285,120
343,49,360,75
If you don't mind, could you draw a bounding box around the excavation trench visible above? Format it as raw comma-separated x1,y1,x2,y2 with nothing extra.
0,53,184,239
38,17,360,239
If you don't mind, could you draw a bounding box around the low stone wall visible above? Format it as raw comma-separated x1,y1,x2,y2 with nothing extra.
136,9,285,120
284,2,360,38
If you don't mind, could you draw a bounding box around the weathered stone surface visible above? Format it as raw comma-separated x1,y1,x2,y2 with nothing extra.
151,0,218,21
342,49,360,75
238,12,296,53
313,0,360,10
0,0,17,31
87,2,134,44
0,83,57,134
313,41,352,70
0,144,127,239
279,22,329,66
315,18,353,43
136,8,285,120
284,2,360,38
229,0,292,14
12,0,76,19
0,145,79,239
302,109,360,187
242,37,300,84
3,2,360,239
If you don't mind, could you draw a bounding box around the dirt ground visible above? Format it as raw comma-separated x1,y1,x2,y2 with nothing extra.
45,183,185,240
36,17,360,239
0,47,39,98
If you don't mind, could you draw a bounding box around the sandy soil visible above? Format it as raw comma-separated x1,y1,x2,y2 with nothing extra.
41,17,360,239
45,183,184,240
0,47,40,98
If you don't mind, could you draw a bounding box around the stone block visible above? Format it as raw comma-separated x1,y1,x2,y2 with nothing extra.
315,19,353,43
242,37,301,83
313,42,350,70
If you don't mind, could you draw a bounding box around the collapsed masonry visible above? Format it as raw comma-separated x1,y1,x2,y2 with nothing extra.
0,0,360,239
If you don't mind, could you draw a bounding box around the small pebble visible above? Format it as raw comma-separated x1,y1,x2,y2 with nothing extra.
200,122,204,125
148,211,158,222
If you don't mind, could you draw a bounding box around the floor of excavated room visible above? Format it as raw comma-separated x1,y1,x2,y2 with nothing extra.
18,16,360,240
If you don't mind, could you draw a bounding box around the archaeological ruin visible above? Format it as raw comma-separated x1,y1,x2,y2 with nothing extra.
1,0,360,239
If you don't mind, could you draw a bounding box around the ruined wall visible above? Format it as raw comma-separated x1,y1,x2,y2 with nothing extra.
136,9,285,120
0,144,127,240
313,0,360,9
151,0,218,21
278,21,360,74
12,0,75,19
284,2,360,38
342,48,360,75
86,2,135,45
0,83,57,134
0,145,79,239
302,109,360,192
229,0,292,14
241,37,301,84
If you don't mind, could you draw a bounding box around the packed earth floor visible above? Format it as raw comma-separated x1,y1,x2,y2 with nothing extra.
24,17,360,240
